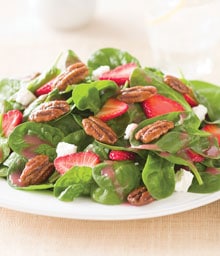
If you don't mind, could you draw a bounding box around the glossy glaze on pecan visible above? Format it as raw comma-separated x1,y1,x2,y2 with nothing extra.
82,116,117,145
127,186,155,206
20,155,54,186
117,85,157,104
163,75,191,94
52,62,89,91
28,100,70,122
135,120,174,143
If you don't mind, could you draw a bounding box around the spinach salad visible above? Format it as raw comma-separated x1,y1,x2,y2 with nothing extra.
0,48,220,206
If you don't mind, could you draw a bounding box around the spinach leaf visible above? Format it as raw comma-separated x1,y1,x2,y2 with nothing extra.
27,65,60,93
63,129,93,151
91,186,123,205
189,172,220,193
0,79,21,101
189,80,220,121
0,166,8,177
72,83,101,113
107,112,130,138
49,113,81,136
142,153,175,199
92,161,141,204
0,137,10,163
71,80,118,114
87,47,140,70
54,166,94,201
8,122,64,160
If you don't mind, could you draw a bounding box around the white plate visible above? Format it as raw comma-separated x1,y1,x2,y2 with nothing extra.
0,179,219,220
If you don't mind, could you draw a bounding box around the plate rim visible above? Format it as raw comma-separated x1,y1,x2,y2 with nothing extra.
0,179,219,221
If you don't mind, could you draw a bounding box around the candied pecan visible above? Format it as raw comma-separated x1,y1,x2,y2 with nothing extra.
82,116,117,145
135,120,174,143
20,155,54,186
52,62,89,91
28,100,70,122
127,186,155,206
117,85,157,104
163,75,191,94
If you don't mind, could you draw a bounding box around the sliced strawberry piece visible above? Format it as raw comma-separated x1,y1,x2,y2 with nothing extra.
183,93,198,107
142,94,185,118
99,63,137,86
185,149,204,162
54,152,100,174
108,150,136,161
35,79,54,96
95,98,128,121
2,110,23,137
202,124,220,145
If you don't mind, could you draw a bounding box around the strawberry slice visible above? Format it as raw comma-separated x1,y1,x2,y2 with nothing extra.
35,79,54,96
95,98,128,121
109,150,136,161
183,93,198,107
2,110,23,137
99,63,137,86
185,149,204,162
202,124,220,145
54,152,100,174
142,94,185,118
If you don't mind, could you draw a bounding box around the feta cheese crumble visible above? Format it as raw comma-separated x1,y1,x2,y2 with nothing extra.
56,142,77,157
175,168,194,192
92,65,110,80
124,123,138,140
15,87,36,106
192,104,208,122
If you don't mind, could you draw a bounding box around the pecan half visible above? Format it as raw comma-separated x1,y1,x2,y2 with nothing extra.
29,100,70,122
20,155,54,186
52,62,89,91
163,75,191,94
82,116,117,145
117,85,157,104
135,120,174,143
127,186,155,206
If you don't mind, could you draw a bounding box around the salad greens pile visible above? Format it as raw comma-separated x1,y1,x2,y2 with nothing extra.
0,47,220,206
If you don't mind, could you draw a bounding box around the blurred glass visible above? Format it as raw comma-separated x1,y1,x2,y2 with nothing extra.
30,0,96,30
146,0,220,79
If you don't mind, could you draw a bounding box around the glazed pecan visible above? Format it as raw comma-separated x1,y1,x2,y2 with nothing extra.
29,100,70,122
52,62,89,91
82,116,117,145
20,155,54,186
135,120,174,143
163,75,191,94
127,186,155,206
117,85,157,104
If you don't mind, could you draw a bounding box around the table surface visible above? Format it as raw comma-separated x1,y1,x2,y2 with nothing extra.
0,1,220,255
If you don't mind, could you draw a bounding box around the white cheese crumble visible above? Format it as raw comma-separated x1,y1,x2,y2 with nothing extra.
92,65,110,80
15,87,36,106
192,104,208,122
124,123,138,140
56,142,77,157
175,168,194,192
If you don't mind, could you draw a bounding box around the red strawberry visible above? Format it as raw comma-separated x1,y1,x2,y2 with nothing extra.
183,93,198,107
35,79,54,96
54,152,100,174
142,94,185,118
202,124,220,145
99,63,137,86
95,98,128,121
185,149,204,162
109,150,136,161
2,110,23,137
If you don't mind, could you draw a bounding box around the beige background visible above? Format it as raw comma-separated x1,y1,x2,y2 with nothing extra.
0,1,220,255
